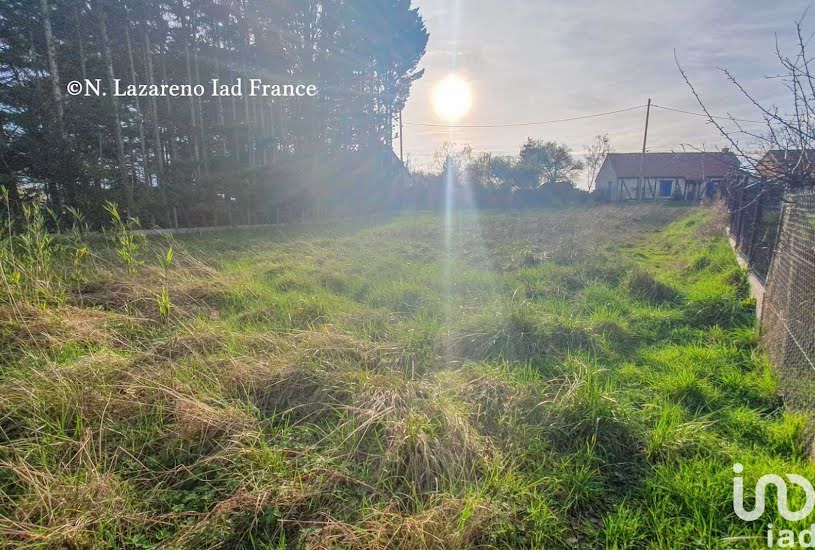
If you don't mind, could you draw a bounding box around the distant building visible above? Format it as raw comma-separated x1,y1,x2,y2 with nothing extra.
755,149,815,188
381,146,414,189
595,150,740,201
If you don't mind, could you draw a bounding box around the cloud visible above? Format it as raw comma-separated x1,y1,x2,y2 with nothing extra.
403,0,812,167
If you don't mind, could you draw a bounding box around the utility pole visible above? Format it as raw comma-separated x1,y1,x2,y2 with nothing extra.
399,109,404,161
638,98,651,200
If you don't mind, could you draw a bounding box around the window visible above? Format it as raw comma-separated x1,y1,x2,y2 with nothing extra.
658,179,673,197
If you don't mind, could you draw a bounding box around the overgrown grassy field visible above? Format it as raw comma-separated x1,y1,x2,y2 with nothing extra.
1,205,812,548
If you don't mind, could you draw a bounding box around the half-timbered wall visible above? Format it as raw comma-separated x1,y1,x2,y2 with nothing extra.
616,177,694,200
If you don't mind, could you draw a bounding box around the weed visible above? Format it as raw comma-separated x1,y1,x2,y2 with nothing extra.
157,247,174,323
104,201,144,273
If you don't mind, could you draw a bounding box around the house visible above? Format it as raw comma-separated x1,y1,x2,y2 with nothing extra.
755,149,815,188
595,150,740,201
381,146,414,190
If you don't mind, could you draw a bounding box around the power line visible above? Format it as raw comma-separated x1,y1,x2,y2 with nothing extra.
403,105,646,128
650,104,766,124
402,102,768,129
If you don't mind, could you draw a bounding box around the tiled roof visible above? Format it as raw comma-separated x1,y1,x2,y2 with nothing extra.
605,152,740,180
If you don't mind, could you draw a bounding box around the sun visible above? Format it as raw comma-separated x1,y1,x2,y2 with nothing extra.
432,74,473,123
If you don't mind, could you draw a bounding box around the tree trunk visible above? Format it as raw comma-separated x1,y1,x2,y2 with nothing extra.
39,0,66,209
193,58,209,171
125,24,150,193
267,100,276,164
240,0,254,171
143,22,169,224
73,1,87,81
184,45,199,164
183,12,200,166
193,42,208,174
159,49,179,163
213,33,228,158
259,98,268,166
188,1,212,225
213,30,229,226
39,0,63,129
231,90,240,164
97,0,136,216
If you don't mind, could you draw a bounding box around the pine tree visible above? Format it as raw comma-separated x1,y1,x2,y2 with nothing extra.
0,0,429,227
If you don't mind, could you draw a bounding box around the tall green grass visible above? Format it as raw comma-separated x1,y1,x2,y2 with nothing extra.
0,205,810,549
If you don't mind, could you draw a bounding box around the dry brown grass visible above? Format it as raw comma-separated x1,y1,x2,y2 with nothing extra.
0,430,144,548
75,269,223,323
0,351,146,433
352,377,498,493
217,356,352,421
168,394,259,444
212,338,498,494
305,497,500,549
0,304,130,361
287,330,404,371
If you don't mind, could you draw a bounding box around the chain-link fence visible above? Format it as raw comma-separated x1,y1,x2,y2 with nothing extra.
758,189,815,421
725,175,785,282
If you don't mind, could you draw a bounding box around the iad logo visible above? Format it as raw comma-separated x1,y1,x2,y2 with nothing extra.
733,463,815,548
733,463,815,521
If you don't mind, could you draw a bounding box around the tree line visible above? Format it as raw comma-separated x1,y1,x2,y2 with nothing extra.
0,0,428,228
405,135,613,209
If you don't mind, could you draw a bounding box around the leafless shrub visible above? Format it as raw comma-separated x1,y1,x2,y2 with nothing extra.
676,15,815,188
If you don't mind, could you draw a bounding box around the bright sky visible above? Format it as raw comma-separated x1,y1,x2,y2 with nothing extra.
401,0,812,182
